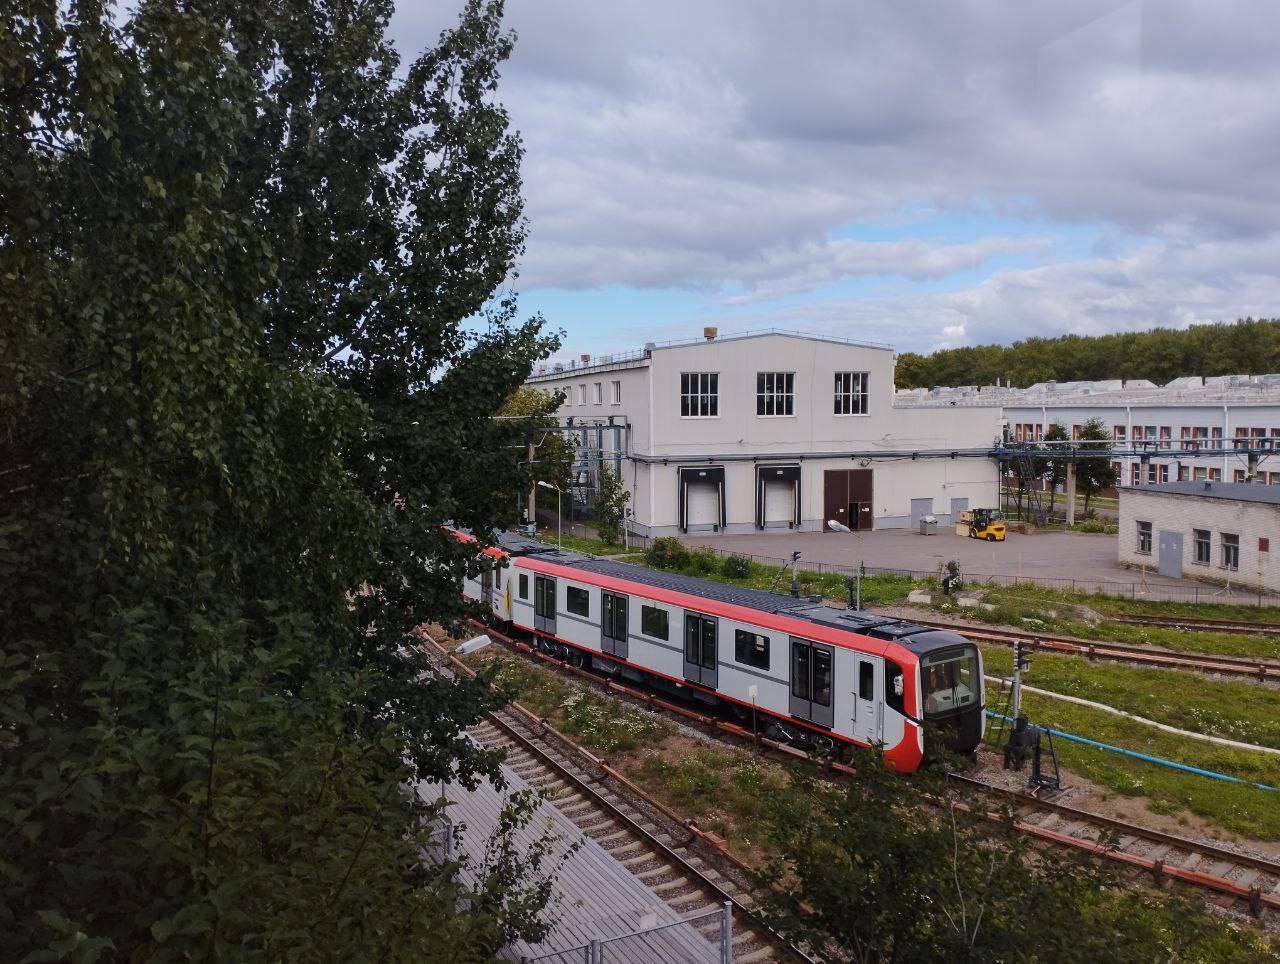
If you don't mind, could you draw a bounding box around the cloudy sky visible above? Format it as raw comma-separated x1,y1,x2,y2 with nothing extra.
391,1,1280,360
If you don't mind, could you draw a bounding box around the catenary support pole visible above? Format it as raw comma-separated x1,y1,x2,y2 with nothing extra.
1064,461,1076,527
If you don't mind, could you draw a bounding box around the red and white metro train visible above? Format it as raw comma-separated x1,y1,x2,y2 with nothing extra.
459,532,983,772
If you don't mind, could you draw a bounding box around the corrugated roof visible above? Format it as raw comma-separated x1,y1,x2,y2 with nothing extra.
1123,481,1280,505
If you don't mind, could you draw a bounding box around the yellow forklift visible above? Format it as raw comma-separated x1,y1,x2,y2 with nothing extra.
957,507,1007,542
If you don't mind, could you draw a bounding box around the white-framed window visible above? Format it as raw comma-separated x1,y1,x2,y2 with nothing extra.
1221,532,1239,570
611,380,622,404
680,372,719,417
592,382,602,405
1193,529,1211,565
834,372,869,415
576,384,586,405
1158,464,1169,483
1136,520,1152,554
756,372,795,416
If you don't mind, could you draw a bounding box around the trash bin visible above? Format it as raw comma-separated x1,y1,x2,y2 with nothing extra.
919,515,938,535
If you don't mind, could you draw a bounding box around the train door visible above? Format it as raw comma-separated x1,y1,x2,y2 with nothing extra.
789,638,834,728
601,591,629,659
534,575,557,635
683,613,718,689
480,569,494,611
855,658,882,744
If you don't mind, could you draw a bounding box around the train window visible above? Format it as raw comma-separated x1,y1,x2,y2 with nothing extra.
859,661,874,701
734,630,770,670
884,660,905,714
566,586,589,617
641,605,668,640
518,574,529,599
791,645,810,700
811,649,831,707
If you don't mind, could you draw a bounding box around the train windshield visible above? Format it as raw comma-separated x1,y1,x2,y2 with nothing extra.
921,647,980,716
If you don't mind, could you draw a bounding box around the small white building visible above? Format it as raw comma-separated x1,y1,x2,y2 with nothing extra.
526,330,1001,537
1118,481,1280,592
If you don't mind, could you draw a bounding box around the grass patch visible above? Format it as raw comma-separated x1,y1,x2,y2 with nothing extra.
533,526,631,556
981,646,1280,748
981,671,1280,840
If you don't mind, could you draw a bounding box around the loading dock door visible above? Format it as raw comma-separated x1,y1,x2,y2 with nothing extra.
679,466,725,532
764,482,794,526
950,497,968,524
1158,531,1183,579
687,483,719,527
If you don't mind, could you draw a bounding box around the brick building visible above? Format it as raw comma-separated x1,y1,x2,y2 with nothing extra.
1117,481,1280,592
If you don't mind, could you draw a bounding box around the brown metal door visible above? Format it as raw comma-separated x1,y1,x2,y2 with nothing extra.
823,470,850,529
849,470,873,530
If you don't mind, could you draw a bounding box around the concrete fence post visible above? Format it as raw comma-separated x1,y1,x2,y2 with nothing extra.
720,901,733,964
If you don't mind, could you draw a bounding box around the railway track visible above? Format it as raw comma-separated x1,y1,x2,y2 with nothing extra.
952,775,1280,920
424,632,807,963
903,616,1280,681
1110,614,1280,637
460,620,1280,921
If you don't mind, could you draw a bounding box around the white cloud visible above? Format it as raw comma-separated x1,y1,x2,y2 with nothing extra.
392,0,1280,346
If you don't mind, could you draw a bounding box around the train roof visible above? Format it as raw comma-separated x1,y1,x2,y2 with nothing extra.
493,532,971,658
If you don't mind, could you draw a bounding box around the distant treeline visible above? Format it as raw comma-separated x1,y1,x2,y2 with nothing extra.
894,318,1280,390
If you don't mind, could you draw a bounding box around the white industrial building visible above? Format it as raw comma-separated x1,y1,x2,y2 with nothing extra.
525,330,1001,537
896,375,1280,489
1118,481,1280,593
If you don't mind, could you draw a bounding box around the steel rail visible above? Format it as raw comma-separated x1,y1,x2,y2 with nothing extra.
904,616,1280,680
423,631,813,963
1109,614,1280,637
465,620,1280,917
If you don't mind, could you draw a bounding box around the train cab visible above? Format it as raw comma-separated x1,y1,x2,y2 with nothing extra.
916,635,984,755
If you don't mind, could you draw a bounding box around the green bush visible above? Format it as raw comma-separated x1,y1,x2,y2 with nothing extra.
646,536,691,570
686,547,720,576
721,554,752,579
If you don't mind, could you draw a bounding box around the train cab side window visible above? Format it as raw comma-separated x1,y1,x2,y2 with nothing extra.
518,574,529,599
884,661,905,714
734,630,770,670
859,661,874,700
641,605,669,640
566,586,589,617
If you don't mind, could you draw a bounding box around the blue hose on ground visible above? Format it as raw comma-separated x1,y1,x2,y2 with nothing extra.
985,712,1277,791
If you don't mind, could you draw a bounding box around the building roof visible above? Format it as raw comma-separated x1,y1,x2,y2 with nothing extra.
895,373,1280,410
1122,481,1280,505
528,328,894,383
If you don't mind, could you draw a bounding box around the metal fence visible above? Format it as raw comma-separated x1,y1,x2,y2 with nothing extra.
522,903,732,963
683,544,1280,608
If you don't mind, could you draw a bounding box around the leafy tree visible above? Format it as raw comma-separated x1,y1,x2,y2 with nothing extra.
892,318,1280,389
764,751,1269,963
1043,420,1070,511
498,387,573,522
591,465,631,545
1,0,560,958
1076,417,1117,516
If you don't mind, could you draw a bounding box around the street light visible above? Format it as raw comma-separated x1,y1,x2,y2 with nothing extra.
827,519,862,610
537,480,562,549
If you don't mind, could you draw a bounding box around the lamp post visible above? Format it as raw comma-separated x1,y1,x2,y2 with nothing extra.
537,480,562,549
827,519,861,610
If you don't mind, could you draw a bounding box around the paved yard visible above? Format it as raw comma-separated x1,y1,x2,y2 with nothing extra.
674,527,1225,596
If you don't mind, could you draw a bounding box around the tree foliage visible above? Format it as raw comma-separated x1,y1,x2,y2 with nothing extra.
498,386,573,521
764,751,1269,963
1,0,559,958
895,318,1280,389
1075,417,1117,514
591,465,631,545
